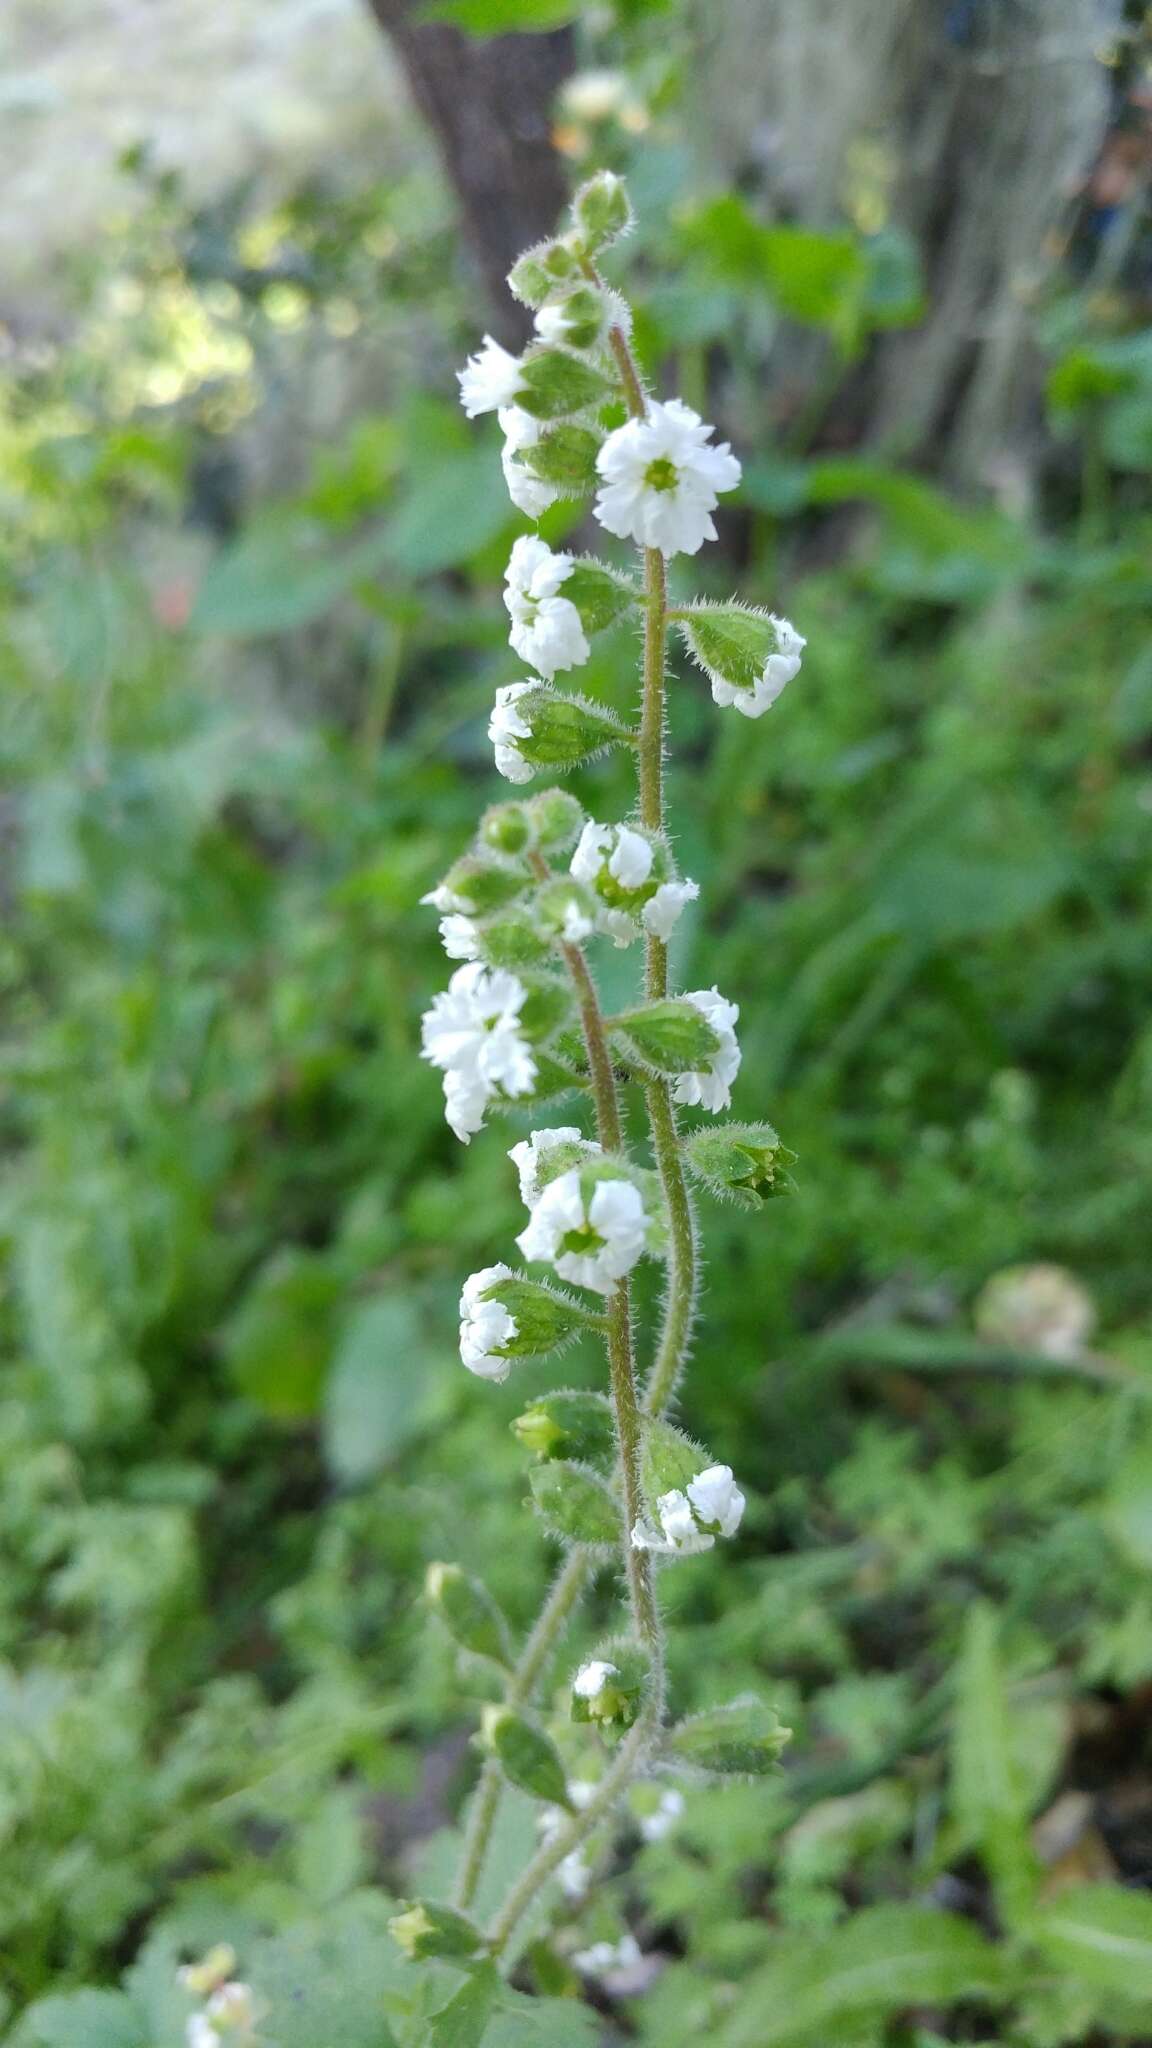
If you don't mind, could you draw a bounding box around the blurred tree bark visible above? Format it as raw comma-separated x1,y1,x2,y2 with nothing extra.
364,2,575,343
693,0,1112,489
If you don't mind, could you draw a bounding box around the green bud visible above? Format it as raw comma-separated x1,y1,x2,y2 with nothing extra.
514,688,635,773
389,1900,487,1963
479,910,551,972
528,788,585,851
425,1562,512,1667
529,1459,619,1547
612,999,722,1075
483,1276,597,1357
512,1389,615,1464
538,284,607,351
517,424,602,493
508,237,580,306
667,1697,792,1778
443,855,526,915
561,561,637,634
480,1704,572,1808
641,1418,707,1505
682,1122,794,1209
480,802,531,856
572,170,633,251
517,347,616,422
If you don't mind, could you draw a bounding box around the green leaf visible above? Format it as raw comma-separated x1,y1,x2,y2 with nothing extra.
1029,1884,1152,1996
9,1991,146,2048
387,444,511,574
517,349,616,422
489,1990,600,2044
718,1907,1008,2048
244,1896,405,2048
428,1964,499,2048
668,1696,791,1778
529,1459,619,1546
220,1248,340,1421
324,1295,442,1481
561,561,635,633
613,998,721,1075
517,424,602,493
950,1605,1040,1926
294,1786,369,1908
191,522,392,638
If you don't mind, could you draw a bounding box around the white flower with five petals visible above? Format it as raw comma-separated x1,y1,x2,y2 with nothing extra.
594,398,741,557
421,963,536,1142
516,1170,648,1295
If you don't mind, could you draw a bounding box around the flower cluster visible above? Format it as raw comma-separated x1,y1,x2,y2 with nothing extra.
420,962,536,1142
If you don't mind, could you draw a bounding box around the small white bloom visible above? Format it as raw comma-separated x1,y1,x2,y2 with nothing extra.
641,877,699,940
187,2019,220,2048
559,1848,592,1897
421,881,468,914
570,818,653,892
503,536,590,679
595,397,741,557
421,962,536,1142
499,404,561,519
573,1657,619,1699
516,1170,649,1295
489,681,537,784
561,900,594,943
671,987,741,1113
206,1985,259,2034
711,615,806,718
459,1264,518,1381
508,1126,600,1207
569,1777,599,1811
439,912,480,961
599,907,640,948
561,67,631,121
639,1786,685,1843
631,1464,745,1555
458,334,524,417
573,1934,643,1980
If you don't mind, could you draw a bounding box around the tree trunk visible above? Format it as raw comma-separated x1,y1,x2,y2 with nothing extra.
364,1,576,342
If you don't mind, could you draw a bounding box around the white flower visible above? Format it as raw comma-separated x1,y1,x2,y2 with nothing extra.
187,2020,220,2048
458,334,524,417
639,1786,685,1843
459,1264,518,1381
561,67,631,121
711,615,806,718
439,912,480,961
207,1985,259,2034
573,1658,619,1699
562,900,594,943
516,1170,649,1295
570,819,653,892
559,1848,591,1897
671,987,741,1113
569,1777,600,1810
594,398,741,557
573,1934,643,1980
631,1464,746,1555
421,881,467,914
503,536,590,678
641,878,699,940
489,681,537,784
508,1126,600,1207
499,405,561,519
421,962,537,1142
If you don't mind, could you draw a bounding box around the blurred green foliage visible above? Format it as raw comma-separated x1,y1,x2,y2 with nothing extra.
1,66,1152,2048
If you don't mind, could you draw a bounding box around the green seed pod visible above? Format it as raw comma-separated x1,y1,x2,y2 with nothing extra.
388,1899,487,1962
480,1704,572,1808
480,802,531,856
640,1418,707,1506
482,1276,597,1357
682,1122,795,1209
517,347,616,422
528,787,585,851
442,855,526,916
425,1563,512,1667
508,237,581,306
479,909,551,973
512,1389,615,1465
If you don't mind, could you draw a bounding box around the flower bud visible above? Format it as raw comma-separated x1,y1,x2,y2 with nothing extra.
512,1389,615,1465
528,788,585,851
534,878,598,948
571,1640,649,1730
480,802,532,856
442,854,527,916
479,909,551,973
425,1562,512,1666
640,1418,706,1502
517,347,616,422
480,1704,572,1808
682,1121,794,1209
679,605,805,719
508,237,581,307
389,1899,487,1962
534,284,609,352
572,170,634,251
612,998,722,1075
529,1458,619,1546
666,1696,792,1777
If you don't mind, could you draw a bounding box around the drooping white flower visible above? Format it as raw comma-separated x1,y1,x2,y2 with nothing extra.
631,1464,746,1556
439,912,480,961
570,819,653,892
489,682,537,784
641,878,699,940
517,1170,649,1295
671,987,741,1113
421,962,536,1142
503,536,590,678
638,1786,685,1843
508,1126,600,1207
573,1658,619,1700
458,334,524,417
573,1934,643,1980
711,615,806,718
594,398,741,557
459,1264,518,1381
421,880,468,914
499,404,562,519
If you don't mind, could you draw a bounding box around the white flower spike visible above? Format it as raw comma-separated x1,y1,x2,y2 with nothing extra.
671,987,741,1113
458,334,524,417
504,536,590,679
594,398,741,558
421,962,536,1142
516,1170,649,1295
459,1265,518,1381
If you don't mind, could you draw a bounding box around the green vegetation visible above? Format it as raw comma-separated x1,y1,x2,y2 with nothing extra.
2,71,1152,2048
